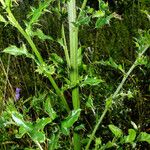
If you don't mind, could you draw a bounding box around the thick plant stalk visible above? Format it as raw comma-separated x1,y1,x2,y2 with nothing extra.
68,0,80,150
85,45,150,150
5,6,70,113
68,0,79,110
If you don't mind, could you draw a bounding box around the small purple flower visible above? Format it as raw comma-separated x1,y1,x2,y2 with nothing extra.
15,88,21,101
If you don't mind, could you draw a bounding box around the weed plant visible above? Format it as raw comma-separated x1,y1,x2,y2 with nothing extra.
0,0,150,149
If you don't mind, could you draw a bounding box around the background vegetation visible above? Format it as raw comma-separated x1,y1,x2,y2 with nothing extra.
0,0,150,149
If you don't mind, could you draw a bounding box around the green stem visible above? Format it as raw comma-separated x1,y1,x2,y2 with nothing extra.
85,45,150,150
68,0,79,110
73,132,81,150
35,141,43,150
68,0,80,150
6,7,70,113
85,108,108,150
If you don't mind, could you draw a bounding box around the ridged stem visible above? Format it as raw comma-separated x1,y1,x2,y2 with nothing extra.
68,0,80,150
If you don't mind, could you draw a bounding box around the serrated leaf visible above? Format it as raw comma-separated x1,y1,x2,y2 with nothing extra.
77,16,91,26
36,64,55,75
12,112,32,131
3,45,28,56
138,132,150,144
99,0,109,11
50,53,64,65
95,14,113,28
34,117,52,131
74,124,85,131
32,29,53,41
44,98,57,120
125,129,136,143
95,17,108,28
27,0,53,28
76,10,91,26
16,126,27,138
108,124,123,138
30,130,45,143
97,57,125,73
61,109,81,135
92,10,105,18
86,94,94,109
80,76,104,87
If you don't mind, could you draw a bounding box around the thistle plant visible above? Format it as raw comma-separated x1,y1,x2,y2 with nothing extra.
0,0,150,150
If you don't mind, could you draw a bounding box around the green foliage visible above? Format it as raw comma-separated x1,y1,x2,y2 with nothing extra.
80,76,104,87
30,28,54,41
108,124,123,138
26,0,54,33
124,129,136,144
0,14,6,23
3,45,28,56
138,132,150,144
61,109,81,135
0,0,150,149
96,123,150,149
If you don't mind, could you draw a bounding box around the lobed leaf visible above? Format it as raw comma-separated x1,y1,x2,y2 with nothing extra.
124,129,136,143
44,98,57,120
108,124,123,138
34,117,52,131
61,109,81,135
3,45,28,56
32,29,53,41
30,130,45,143
80,76,104,87
138,132,150,144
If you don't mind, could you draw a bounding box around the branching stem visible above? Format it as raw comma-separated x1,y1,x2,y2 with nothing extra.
85,45,150,150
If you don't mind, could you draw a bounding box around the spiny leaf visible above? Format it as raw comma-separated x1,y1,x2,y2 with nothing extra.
92,10,105,18
50,53,64,65
108,124,123,138
26,0,53,30
3,45,28,56
30,130,45,143
32,28,53,41
12,112,32,131
16,126,27,138
36,64,55,76
34,117,52,131
44,97,57,120
95,14,113,28
61,109,81,135
80,76,104,87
